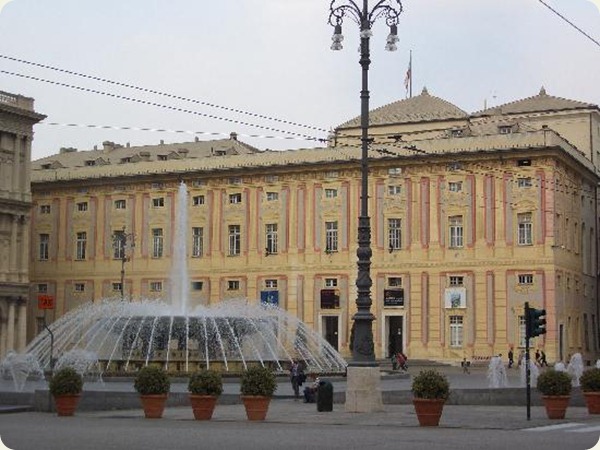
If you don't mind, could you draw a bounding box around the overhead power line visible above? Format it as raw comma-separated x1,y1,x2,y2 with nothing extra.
0,53,329,134
40,121,320,142
537,0,600,49
0,69,326,143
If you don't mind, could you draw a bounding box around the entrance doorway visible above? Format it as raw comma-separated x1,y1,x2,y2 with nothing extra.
322,316,339,351
387,316,403,358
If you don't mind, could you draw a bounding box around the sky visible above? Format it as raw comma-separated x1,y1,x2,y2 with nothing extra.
0,0,599,160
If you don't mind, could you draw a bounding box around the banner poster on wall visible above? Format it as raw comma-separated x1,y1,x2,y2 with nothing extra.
444,287,467,309
260,290,279,306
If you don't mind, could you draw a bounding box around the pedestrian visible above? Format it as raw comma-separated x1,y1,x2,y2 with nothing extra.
290,360,300,400
540,350,548,367
535,349,541,365
508,348,514,369
461,357,470,374
517,350,525,367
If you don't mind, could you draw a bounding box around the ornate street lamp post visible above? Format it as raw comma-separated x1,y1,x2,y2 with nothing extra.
328,0,403,412
328,0,402,365
112,226,135,301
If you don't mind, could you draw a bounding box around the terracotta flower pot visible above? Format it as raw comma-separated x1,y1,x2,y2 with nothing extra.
241,395,271,421
140,394,168,419
542,395,570,419
412,398,445,426
583,392,600,414
54,394,81,417
190,394,218,420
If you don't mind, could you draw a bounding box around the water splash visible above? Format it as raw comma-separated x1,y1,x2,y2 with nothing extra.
0,351,44,391
170,181,189,316
20,299,347,374
487,355,508,388
55,349,102,382
567,353,584,387
520,359,539,387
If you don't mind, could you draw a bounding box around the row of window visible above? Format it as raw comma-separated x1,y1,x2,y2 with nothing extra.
38,183,417,215
39,174,540,215
38,273,538,298
37,212,536,261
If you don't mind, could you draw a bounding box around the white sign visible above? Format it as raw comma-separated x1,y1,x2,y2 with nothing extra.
444,287,466,309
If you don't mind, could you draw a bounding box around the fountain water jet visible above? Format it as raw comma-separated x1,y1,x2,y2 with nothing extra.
20,300,347,374
0,351,44,391
487,355,508,388
567,353,584,387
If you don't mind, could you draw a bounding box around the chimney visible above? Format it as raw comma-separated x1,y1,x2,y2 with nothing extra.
160,140,165,145
59,147,77,154
230,132,238,141
195,136,199,142
102,141,116,152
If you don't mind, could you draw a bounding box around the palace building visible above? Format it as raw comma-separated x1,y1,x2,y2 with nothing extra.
28,87,600,365
0,90,45,360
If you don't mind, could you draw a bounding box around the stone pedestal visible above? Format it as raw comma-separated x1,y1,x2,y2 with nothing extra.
345,366,383,412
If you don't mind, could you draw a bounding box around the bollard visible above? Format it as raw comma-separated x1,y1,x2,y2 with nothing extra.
317,380,333,412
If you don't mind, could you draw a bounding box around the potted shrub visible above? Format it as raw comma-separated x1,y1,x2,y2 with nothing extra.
188,369,223,420
49,367,84,416
536,369,572,419
134,365,171,419
579,368,600,414
411,369,450,426
240,365,277,421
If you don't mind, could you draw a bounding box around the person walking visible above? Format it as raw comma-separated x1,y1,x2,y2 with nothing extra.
290,360,301,400
508,348,514,369
540,350,548,367
517,350,525,367
461,357,470,374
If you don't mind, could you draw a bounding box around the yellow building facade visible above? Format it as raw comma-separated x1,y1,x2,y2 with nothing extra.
29,88,600,365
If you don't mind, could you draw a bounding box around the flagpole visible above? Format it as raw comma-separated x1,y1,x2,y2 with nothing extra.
409,50,412,98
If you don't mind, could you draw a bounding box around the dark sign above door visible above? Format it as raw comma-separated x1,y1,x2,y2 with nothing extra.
384,289,404,307
320,289,340,309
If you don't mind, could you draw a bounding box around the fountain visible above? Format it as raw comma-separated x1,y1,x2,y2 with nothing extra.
0,351,44,391
567,353,584,387
487,355,508,388
520,359,539,387
55,349,103,382
555,361,567,372
2,182,347,376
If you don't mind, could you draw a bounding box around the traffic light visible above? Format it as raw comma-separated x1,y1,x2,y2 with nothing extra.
525,303,547,339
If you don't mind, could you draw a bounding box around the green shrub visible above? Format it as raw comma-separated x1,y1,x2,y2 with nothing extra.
580,368,600,392
134,365,170,395
188,370,223,396
537,369,572,396
49,367,83,396
411,369,450,400
240,365,277,397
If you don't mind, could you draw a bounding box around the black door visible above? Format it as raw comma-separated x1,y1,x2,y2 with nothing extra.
323,316,339,351
388,316,403,357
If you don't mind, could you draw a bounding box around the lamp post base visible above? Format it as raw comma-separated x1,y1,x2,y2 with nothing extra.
345,366,383,412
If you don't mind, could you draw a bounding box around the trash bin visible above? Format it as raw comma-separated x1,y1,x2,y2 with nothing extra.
317,380,333,412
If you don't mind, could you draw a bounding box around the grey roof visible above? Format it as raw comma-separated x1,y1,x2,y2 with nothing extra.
337,87,468,129
32,135,260,170
472,87,598,117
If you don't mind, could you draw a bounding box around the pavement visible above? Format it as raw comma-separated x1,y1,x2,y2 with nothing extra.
1,365,599,450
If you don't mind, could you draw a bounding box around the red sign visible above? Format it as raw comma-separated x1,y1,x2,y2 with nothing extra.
37,295,55,310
